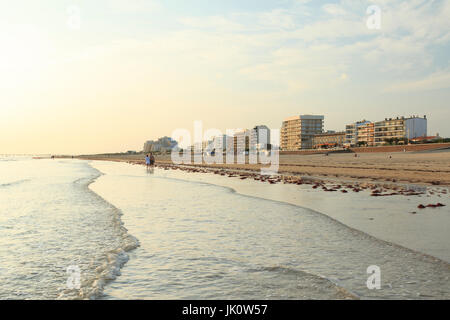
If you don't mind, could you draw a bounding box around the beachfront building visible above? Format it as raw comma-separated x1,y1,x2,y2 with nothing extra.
143,141,154,153
250,125,271,152
143,136,178,153
357,122,375,147
212,135,233,153
212,135,226,151
281,115,324,151
312,131,345,149
234,129,251,154
195,139,214,155
345,120,371,147
374,116,427,145
202,140,212,152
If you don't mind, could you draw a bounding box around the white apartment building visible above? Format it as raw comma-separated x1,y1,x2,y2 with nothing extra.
250,125,271,152
212,135,233,153
234,129,251,154
345,120,371,147
281,115,324,150
374,116,427,145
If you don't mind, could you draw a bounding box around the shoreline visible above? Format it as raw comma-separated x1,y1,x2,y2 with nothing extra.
83,156,450,263
88,160,450,299
78,150,450,187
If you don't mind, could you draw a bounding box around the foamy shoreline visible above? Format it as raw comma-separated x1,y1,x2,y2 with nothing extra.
89,158,450,264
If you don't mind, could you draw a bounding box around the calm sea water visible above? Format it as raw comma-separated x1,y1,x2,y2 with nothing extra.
1,157,449,299
0,157,138,299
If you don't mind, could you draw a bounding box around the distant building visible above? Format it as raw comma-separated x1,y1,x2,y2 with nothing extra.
202,140,212,152
344,116,428,147
345,120,371,147
357,122,375,146
143,141,155,152
212,135,233,153
312,132,345,149
281,115,324,150
187,139,212,154
143,136,178,153
234,129,251,154
250,125,271,152
374,116,427,145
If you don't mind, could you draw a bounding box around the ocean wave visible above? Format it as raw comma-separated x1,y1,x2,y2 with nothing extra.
73,212,140,300
248,265,359,300
150,175,238,195
57,165,140,300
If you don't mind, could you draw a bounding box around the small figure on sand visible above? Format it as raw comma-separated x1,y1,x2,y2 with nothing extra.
145,154,151,168
150,153,155,166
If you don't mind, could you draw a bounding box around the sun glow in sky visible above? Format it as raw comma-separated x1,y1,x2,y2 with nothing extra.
1,0,449,154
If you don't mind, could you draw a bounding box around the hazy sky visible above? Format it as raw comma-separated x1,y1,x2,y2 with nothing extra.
1,0,449,154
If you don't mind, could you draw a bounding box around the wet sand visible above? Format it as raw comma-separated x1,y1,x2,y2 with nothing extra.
135,162,449,263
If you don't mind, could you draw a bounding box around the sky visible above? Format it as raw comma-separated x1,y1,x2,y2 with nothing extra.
1,0,449,154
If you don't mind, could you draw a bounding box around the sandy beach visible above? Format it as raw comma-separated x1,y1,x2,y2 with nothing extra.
80,148,450,186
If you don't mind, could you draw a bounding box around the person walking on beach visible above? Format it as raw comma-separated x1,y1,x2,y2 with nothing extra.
145,154,151,168
150,153,155,166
